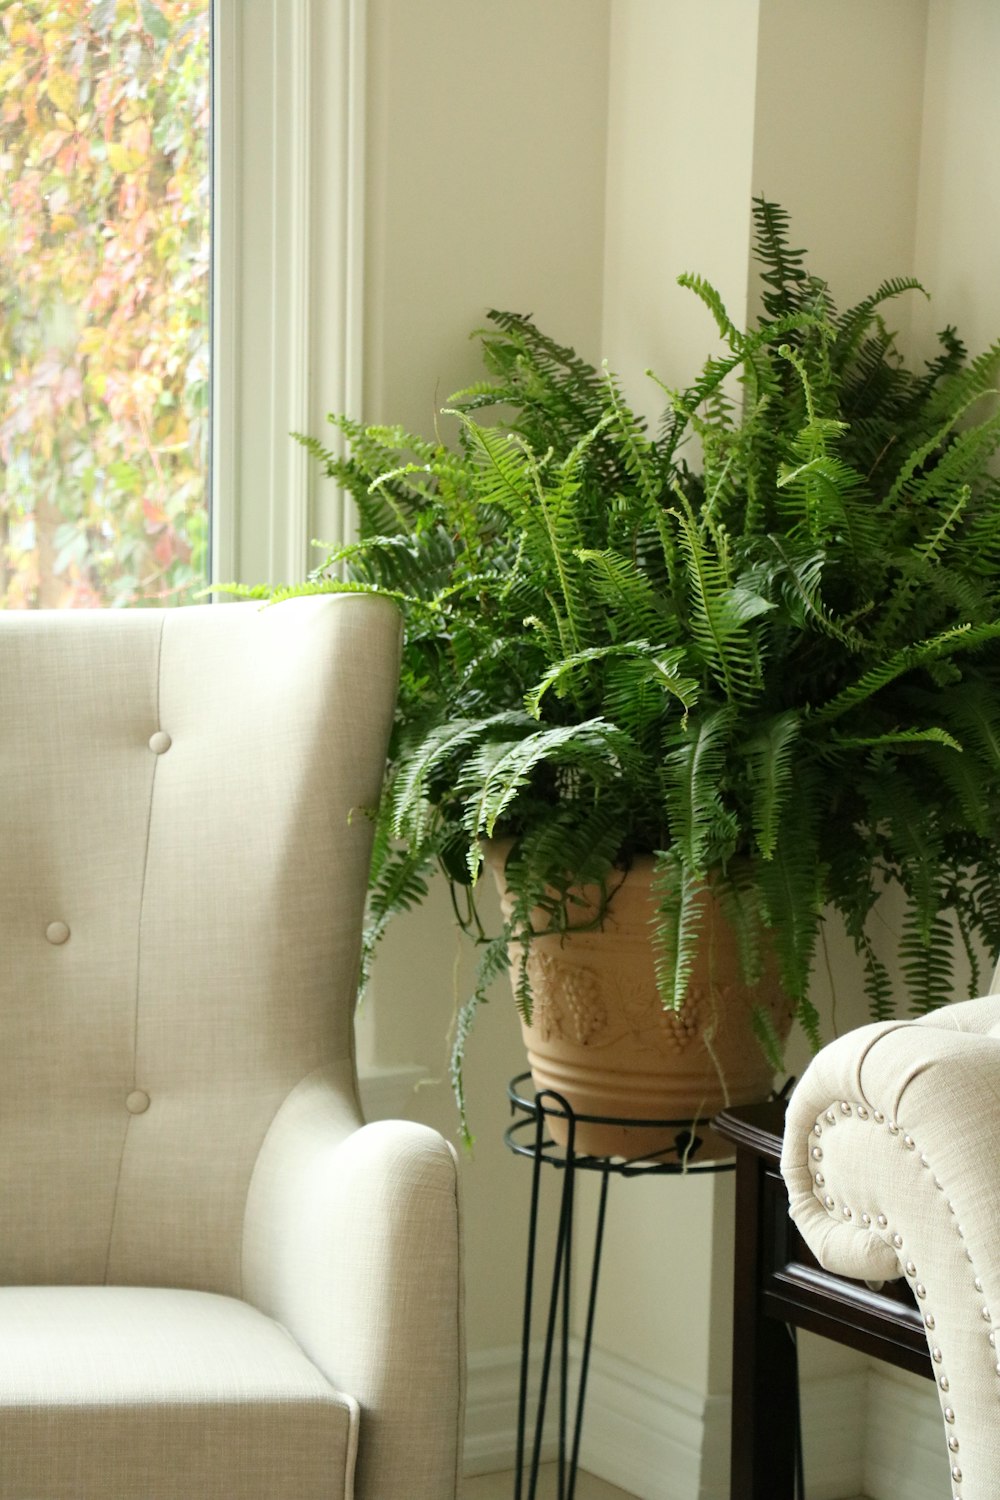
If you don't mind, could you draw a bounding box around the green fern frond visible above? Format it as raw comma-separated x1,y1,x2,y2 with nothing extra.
900,908,956,1015
359,835,440,1000
923,334,1000,426
460,718,636,860
879,392,1000,516
238,577,412,610
917,486,971,567
450,416,596,654
812,621,1000,726
449,929,514,1146
506,804,625,932
752,196,810,320
454,416,536,515
924,744,994,838
776,450,874,553
750,1006,787,1073
949,689,1000,771
600,366,663,511
907,324,967,411
966,867,1000,968
599,649,701,738
947,876,987,999
831,277,927,372
755,811,822,1011
322,532,451,596
390,712,535,838
670,492,773,701
747,711,800,860
524,641,652,718
760,537,863,648
676,272,744,350
574,547,674,642
664,707,734,872
714,865,766,986
650,850,703,1010
856,934,895,1023
829,726,962,754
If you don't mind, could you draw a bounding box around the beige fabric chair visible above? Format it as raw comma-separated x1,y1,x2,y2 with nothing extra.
0,595,465,1500
782,986,1000,1500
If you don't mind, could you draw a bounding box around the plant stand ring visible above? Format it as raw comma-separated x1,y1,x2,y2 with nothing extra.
504,1074,734,1500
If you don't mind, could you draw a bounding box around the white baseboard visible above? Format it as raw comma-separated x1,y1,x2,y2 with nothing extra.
464,1341,882,1500
576,1344,715,1500
863,1365,949,1500
798,1371,867,1500
464,1345,558,1477
463,1340,707,1496
580,1353,865,1500
463,1342,713,1486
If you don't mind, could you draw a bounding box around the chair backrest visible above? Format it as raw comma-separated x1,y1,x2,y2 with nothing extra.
0,595,400,1295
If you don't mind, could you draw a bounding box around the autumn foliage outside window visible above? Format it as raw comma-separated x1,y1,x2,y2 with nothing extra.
0,0,210,608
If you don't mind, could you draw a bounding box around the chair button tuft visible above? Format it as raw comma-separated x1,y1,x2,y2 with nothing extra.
126,1090,151,1115
45,921,70,946
148,731,172,755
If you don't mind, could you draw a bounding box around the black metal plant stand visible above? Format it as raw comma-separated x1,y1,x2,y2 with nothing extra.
504,1074,735,1500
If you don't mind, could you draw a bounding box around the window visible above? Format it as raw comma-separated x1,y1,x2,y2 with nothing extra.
0,0,364,608
0,0,211,608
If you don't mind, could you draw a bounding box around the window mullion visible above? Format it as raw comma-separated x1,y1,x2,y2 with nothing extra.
211,0,363,590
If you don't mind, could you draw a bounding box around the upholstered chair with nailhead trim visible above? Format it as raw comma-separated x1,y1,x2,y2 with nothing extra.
782,988,1000,1500
0,596,465,1500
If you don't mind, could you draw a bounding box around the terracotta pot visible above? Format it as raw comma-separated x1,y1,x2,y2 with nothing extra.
485,845,793,1163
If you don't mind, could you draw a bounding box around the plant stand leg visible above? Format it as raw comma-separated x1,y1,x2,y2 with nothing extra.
567,1164,610,1500
513,1100,612,1500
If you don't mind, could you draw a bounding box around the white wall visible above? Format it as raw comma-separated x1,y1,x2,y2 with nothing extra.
358,0,613,1396
750,0,929,326
601,0,761,413
855,5,1000,1492
594,9,934,1493
592,5,765,1447
350,1,1000,1494
912,0,1000,361
363,0,612,432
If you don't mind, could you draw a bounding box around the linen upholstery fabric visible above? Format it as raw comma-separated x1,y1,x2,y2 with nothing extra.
0,1286,358,1499
0,596,466,1500
782,982,1000,1500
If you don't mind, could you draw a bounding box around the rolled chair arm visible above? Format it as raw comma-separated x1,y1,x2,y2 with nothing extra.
241,1066,465,1500
781,996,1000,1500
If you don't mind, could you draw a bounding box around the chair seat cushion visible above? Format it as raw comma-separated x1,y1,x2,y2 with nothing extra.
0,1285,359,1499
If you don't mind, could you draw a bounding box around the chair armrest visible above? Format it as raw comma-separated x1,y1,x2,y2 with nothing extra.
242,1066,464,1500
781,997,1000,1500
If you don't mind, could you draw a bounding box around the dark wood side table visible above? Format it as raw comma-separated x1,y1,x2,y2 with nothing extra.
714,1099,933,1500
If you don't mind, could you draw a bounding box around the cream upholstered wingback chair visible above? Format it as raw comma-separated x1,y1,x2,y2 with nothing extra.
0,595,464,1500
782,982,1000,1500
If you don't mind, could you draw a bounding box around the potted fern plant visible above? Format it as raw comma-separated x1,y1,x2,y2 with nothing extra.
233,199,1000,1156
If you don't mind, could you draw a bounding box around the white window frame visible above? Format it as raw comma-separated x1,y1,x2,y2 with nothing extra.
211,0,365,589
